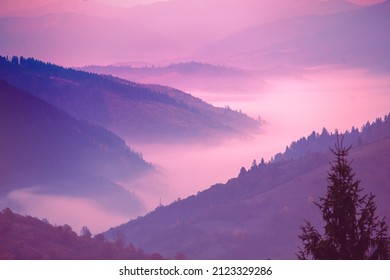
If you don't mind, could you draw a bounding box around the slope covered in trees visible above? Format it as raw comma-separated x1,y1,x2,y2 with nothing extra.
0,79,151,215
272,114,390,162
105,114,390,259
0,208,163,260
0,56,260,142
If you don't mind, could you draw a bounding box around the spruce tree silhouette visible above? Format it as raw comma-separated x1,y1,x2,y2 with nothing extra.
297,138,390,259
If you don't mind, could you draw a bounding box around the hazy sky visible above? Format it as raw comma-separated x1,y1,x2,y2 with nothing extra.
1,0,386,67
0,0,161,12
92,0,385,6
0,0,384,13
95,0,168,6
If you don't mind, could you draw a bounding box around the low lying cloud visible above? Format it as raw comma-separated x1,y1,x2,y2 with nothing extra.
2,67,389,234
2,188,131,234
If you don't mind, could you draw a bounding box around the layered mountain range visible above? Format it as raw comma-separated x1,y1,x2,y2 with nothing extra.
0,55,263,226
79,1,390,99
105,115,390,259
1,0,389,260
0,56,260,143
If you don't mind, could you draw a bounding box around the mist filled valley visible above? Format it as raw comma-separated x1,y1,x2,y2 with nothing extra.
1,0,390,259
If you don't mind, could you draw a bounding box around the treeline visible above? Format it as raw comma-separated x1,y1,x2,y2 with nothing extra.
0,55,196,110
274,114,390,162
241,113,390,170
238,113,390,189
0,208,163,260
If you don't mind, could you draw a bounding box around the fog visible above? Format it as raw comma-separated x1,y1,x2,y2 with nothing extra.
118,67,390,220
3,66,388,234
196,67,390,136
1,188,130,234
127,137,265,205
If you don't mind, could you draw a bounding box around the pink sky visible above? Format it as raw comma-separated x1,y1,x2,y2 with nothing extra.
0,0,159,13
0,0,384,12
2,0,384,67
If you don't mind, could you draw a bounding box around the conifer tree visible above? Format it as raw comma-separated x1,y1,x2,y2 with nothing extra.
297,139,390,259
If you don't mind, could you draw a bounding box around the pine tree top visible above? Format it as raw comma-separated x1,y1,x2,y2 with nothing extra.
298,138,390,260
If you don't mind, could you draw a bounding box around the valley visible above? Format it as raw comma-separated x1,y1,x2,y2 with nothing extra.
0,0,389,260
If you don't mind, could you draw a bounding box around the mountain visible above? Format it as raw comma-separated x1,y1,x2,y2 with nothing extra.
195,1,390,72
0,208,164,260
105,114,390,259
0,56,260,143
0,0,359,66
82,62,246,80
80,62,260,94
0,79,152,215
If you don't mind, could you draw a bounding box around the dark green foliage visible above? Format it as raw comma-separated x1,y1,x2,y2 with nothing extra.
297,140,390,259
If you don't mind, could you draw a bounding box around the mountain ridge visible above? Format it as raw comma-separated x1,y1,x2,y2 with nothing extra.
105,114,390,259
0,56,261,143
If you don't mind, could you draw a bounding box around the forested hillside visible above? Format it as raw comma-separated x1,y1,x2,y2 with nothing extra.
0,208,163,260
0,56,260,142
106,114,390,259
0,79,150,215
